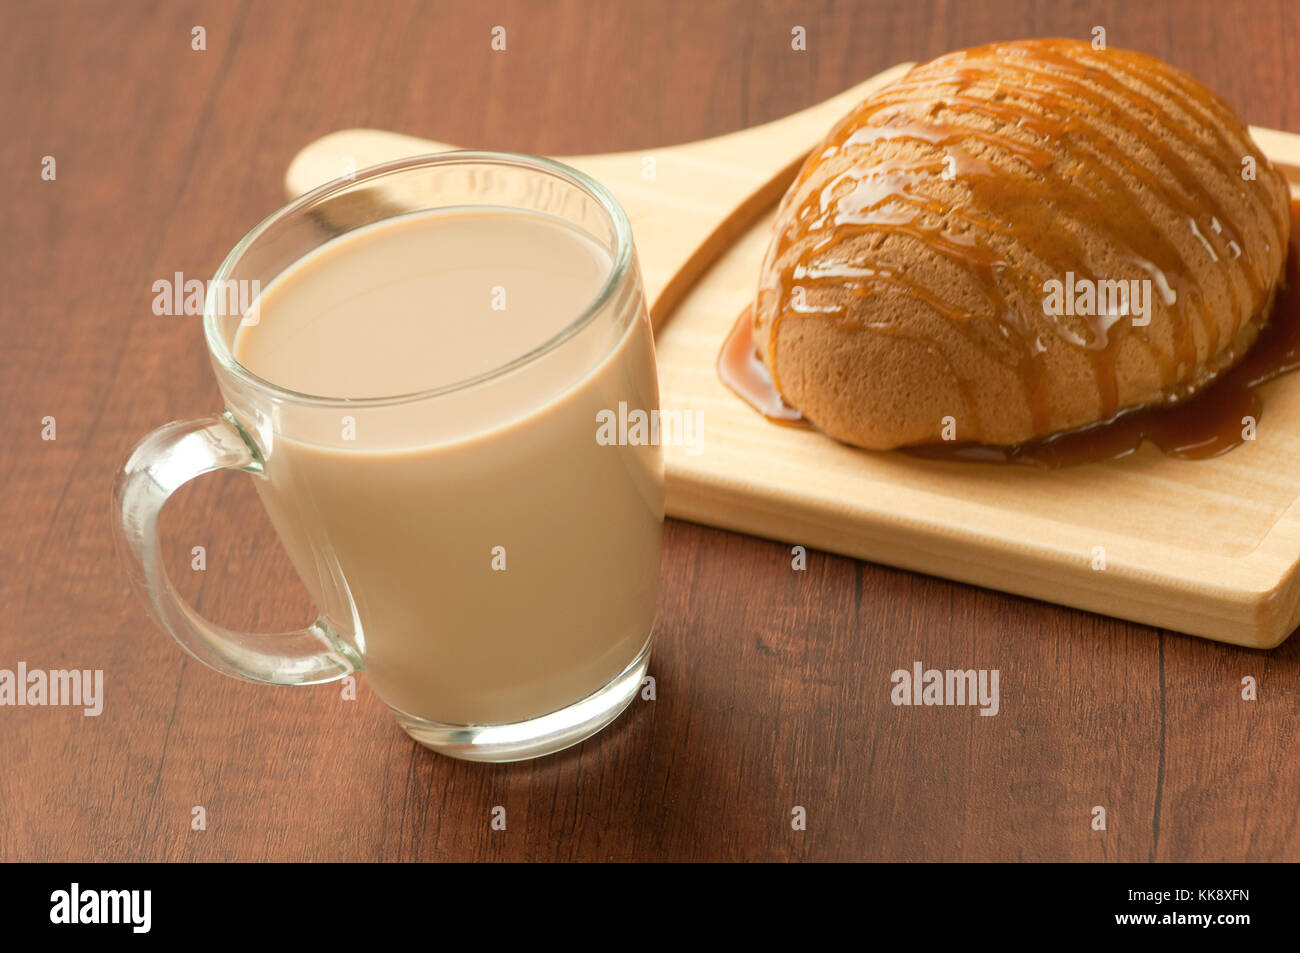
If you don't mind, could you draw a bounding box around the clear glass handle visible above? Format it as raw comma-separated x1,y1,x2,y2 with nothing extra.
112,411,361,685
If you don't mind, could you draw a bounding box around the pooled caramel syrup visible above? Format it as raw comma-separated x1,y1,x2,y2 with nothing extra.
717,310,805,425
757,38,1289,439
719,200,1300,468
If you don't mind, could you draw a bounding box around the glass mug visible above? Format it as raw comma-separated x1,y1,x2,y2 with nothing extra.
113,153,663,762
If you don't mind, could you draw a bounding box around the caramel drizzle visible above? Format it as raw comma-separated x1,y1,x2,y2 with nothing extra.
904,206,1300,466
762,39,1287,442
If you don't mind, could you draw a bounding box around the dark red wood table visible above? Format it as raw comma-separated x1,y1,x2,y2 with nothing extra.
2,0,1297,862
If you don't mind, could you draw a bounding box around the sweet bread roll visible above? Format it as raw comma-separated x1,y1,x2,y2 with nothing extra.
753,38,1291,449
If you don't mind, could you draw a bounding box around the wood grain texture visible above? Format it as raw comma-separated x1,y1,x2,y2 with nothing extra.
1,0,1298,862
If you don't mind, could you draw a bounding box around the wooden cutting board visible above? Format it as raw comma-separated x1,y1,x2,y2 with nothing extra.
284,64,1300,649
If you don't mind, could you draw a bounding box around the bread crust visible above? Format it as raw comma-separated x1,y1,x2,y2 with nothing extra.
754,39,1291,449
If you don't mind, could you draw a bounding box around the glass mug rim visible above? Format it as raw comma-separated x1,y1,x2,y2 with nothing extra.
202,149,637,408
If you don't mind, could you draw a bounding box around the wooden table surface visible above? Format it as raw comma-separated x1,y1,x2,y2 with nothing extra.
3,0,1298,863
